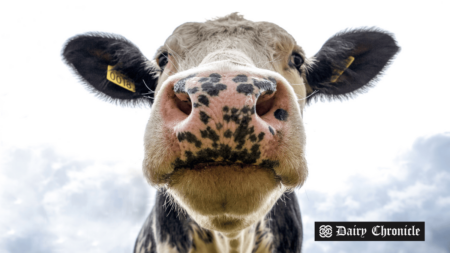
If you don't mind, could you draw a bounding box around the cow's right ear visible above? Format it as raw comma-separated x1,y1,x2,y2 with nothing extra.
62,33,159,105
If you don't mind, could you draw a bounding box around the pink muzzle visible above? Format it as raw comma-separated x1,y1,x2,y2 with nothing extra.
158,71,292,170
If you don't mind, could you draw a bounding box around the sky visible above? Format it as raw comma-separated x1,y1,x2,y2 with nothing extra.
1,0,449,252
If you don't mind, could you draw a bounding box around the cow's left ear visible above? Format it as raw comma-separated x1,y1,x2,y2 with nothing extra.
62,32,159,106
305,28,400,102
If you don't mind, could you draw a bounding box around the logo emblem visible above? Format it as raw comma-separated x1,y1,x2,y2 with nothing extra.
319,225,333,238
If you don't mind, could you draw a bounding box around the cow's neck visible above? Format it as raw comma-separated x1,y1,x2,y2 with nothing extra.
134,190,302,253
189,221,272,253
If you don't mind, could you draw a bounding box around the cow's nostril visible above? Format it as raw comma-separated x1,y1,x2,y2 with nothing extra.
256,92,275,117
174,93,192,115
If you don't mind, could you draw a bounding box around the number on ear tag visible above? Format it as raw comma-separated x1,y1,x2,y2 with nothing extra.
106,65,136,92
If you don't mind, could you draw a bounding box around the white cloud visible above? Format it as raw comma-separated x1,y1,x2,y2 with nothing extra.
0,147,156,253
298,133,450,253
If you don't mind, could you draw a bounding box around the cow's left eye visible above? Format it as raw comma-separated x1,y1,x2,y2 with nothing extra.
289,53,304,69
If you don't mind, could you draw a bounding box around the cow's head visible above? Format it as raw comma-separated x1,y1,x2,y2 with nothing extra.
63,13,399,235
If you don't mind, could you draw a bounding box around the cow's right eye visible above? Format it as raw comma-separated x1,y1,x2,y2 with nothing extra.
289,53,304,69
157,52,169,69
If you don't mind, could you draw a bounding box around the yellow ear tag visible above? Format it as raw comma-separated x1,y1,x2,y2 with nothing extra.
330,56,355,83
106,65,136,92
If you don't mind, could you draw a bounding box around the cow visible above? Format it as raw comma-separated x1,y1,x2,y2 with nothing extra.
62,13,399,253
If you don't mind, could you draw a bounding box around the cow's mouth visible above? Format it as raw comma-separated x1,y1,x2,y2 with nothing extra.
167,162,282,185
174,161,274,170
165,162,285,220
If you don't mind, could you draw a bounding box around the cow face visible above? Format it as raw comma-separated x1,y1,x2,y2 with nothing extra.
63,13,399,234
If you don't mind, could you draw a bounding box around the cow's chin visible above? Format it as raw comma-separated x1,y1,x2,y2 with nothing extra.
167,164,285,234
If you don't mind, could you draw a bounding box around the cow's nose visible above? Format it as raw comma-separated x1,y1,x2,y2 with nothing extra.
160,72,290,168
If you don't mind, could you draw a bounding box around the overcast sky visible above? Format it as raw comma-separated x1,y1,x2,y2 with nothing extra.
1,0,449,252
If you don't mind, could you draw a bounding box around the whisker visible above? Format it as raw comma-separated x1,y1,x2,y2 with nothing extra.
141,79,155,99
297,89,319,101
141,79,154,94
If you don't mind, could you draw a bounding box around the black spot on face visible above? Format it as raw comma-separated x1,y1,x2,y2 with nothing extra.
232,75,248,83
223,106,229,112
230,112,240,124
200,126,220,143
193,103,200,108
202,82,227,96
233,116,254,150
253,78,276,95
224,129,232,138
174,74,197,93
223,114,231,122
187,87,199,94
177,131,202,148
198,95,209,106
225,143,261,164
172,150,215,169
236,83,254,96
249,134,257,142
216,123,223,130
258,132,265,142
177,133,185,142
199,111,210,125
268,77,277,85
274,109,288,121
209,73,221,83
199,77,209,83
269,126,275,135
241,106,251,114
